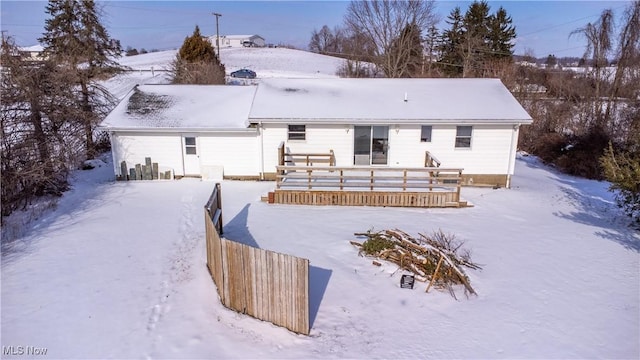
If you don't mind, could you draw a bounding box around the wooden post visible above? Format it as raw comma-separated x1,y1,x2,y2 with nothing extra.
144,157,152,180
152,162,159,180
307,168,312,190
339,169,344,190
330,149,335,166
370,170,374,191
216,182,223,235
120,161,128,181
129,168,136,180
164,170,172,180
278,142,285,175
141,165,147,180
456,170,462,201
403,170,407,191
135,164,142,180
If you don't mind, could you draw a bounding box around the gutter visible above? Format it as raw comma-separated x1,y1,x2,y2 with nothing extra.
506,124,520,189
249,118,534,126
97,126,258,134
259,121,265,180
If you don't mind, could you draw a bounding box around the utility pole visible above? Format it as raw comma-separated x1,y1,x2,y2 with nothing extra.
212,12,222,58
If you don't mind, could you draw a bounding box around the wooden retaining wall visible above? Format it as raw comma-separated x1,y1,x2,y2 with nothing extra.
205,184,310,335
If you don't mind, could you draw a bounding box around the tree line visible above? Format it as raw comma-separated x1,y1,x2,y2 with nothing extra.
2,0,637,224
1,1,226,219
309,0,639,223
1,0,122,218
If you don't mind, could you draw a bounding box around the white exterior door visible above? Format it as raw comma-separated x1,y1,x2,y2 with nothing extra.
182,136,200,175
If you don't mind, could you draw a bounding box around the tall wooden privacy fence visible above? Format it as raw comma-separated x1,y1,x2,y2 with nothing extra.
204,184,310,335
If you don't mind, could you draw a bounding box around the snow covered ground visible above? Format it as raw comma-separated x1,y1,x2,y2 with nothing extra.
1,152,638,359
2,48,639,359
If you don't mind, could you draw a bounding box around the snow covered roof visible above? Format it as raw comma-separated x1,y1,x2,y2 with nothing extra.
249,78,533,124
102,79,533,131
101,84,257,131
222,35,263,40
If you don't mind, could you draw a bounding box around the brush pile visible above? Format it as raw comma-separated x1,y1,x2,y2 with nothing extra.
351,229,481,299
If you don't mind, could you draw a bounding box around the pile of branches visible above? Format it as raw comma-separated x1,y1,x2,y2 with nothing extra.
351,229,482,299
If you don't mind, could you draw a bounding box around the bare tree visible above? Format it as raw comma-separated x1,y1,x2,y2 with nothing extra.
606,1,640,125
344,0,437,77
570,8,614,124
1,35,82,217
309,25,336,54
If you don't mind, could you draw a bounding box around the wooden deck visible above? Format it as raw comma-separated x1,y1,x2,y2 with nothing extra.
271,165,468,208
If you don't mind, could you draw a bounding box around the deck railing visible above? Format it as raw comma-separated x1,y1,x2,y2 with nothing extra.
424,151,442,168
276,165,462,197
277,142,335,174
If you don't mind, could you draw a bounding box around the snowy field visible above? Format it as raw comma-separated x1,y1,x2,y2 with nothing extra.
1,152,638,359
2,48,639,359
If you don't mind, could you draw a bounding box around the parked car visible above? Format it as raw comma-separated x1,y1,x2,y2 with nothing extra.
230,69,257,79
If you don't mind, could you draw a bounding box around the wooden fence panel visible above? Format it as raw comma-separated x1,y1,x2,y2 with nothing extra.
204,184,310,335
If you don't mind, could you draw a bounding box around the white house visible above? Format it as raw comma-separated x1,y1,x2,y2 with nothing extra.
102,84,259,180
101,78,533,187
208,35,266,48
19,44,45,61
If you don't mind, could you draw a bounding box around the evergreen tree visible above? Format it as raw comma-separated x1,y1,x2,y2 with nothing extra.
487,7,516,59
438,1,516,77
178,25,215,62
173,25,226,84
461,0,491,76
423,25,440,76
39,0,122,159
389,22,423,77
600,143,640,225
438,6,464,76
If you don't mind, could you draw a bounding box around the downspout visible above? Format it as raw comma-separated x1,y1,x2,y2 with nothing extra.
259,121,265,180
506,124,519,189
109,131,118,179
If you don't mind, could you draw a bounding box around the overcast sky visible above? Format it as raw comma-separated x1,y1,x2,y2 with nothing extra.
1,1,633,58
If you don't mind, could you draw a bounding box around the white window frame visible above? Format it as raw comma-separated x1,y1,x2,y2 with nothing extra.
288,125,306,141
455,126,472,148
420,125,432,142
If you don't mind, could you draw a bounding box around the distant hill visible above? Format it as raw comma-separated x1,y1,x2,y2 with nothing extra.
118,47,346,78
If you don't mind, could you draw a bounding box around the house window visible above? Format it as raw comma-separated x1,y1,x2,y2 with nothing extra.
288,125,306,140
420,126,432,142
455,126,472,148
185,137,197,154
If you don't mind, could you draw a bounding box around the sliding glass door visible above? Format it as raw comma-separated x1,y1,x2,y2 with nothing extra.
353,126,389,165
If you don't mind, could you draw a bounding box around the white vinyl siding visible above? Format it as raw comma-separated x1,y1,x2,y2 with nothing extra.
199,133,259,176
111,132,184,176
261,123,353,170
388,125,514,174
